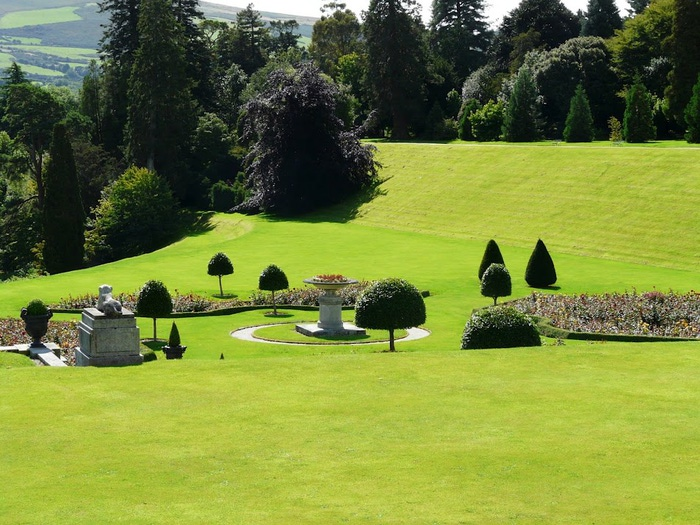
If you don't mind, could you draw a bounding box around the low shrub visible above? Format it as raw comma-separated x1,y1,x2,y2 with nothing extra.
461,306,541,349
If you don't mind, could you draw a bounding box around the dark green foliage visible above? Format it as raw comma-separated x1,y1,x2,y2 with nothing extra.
355,278,426,352
42,124,85,274
85,166,179,263
424,102,458,140
623,79,656,143
215,5,269,75
684,74,700,143
364,0,428,139
0,195,41,280
480,263,512,305
141,347,157,362
429,0,492,83
478,239,505,280
209,179,245,212
469,100,504,141
628,0,649,14
525,239,558,287
458,99,481,140
665,0,700,126
461,306,541,349
207,252,234,297
563,84,594,142
125,0,196,202
259,264,289,315
503,67,540,142
240,63,378,215
168,322,181,347
136,279,172,341
582,0,623,38
71,140,122,216
309,3,363,76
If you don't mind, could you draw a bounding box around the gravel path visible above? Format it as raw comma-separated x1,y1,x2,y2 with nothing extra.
231,324,430,346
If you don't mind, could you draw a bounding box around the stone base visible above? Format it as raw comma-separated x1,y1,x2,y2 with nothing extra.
75,347,143,367
295,322,367,337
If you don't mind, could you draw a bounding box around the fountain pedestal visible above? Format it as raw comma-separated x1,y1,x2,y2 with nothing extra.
296,277,366,337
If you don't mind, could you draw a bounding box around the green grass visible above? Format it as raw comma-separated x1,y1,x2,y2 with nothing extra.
10,43,96,60
0,7,81,29
253,320,408,345
2,143,700,522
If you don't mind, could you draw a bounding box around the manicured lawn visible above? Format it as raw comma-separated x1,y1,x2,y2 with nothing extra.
2,143,700,522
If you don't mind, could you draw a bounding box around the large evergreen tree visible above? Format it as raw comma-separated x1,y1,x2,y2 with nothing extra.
239,63,378,215
624,78,656,143
215,4,269,75
364,0,428,139
125,0,195,201
563,84,594,142
582,0,623,38
666,0,700,126
503,66,540,142
429,0,492,83
42,124,85,274
684,74,700,143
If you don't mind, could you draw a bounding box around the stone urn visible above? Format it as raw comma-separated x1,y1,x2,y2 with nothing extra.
163,322,186,359
20,300,53,348
296,275,365,337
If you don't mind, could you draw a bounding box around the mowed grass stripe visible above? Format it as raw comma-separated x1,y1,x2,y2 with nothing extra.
0,7,81,29
349,142,700,271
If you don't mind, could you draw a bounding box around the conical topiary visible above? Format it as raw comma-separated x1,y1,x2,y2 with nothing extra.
478,239,505,280
525,239,557,287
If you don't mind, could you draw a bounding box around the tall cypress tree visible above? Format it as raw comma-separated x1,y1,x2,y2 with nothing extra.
125,0,195,201
525,239,557,288
429,0,492,83
666,0,700,126
503,66,540,142
582,0,623,38
478,239,505,280
563,84,594,142
364,0,428,139
624,78,656,143
42,123,85,274
684,74,700,143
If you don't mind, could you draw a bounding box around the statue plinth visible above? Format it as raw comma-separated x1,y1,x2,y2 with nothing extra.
75,308,143,366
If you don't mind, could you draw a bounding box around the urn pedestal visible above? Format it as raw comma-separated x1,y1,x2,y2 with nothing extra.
296,278,366,337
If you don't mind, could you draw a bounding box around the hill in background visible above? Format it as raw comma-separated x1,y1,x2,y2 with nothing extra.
0,0,316,87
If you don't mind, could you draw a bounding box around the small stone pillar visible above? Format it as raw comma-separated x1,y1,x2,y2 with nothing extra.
75,308,142,366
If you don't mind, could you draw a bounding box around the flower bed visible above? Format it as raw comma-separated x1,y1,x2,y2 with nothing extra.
0,318,78,365
511,291,700,339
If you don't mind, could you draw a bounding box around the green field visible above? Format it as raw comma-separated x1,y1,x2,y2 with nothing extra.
2,143,700,523
0,6,81,29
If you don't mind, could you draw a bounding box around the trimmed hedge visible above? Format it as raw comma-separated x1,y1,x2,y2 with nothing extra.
462,306,541,349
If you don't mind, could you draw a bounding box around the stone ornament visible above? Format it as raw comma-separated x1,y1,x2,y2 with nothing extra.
96,284,123,317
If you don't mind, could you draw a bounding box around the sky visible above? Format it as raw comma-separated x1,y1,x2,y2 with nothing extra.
210,0,632,25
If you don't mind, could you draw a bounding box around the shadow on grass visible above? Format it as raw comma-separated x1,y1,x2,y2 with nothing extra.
211,294,238,300
179,210,215,237
263,312,294,318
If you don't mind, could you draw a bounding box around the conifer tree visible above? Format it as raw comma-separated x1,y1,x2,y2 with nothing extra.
582,0,623,38
42,124,85,274
666,0,700,126
525,239,557,287
563,84,594,142
503,66,540,142
623,79,656,143
364,0,428,139
684,74,700,143
125,0,195,201
478,239,505,280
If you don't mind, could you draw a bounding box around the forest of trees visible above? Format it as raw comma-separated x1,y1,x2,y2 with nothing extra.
0,0,699,280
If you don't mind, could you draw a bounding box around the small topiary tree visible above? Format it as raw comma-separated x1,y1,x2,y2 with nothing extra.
258,264,289,315
478,239,505,280
525,239,557,288
480,263,511,305
461,306,541,349
136,280,173,341
563,84,594,143
355,278,426,352
208,252,234,297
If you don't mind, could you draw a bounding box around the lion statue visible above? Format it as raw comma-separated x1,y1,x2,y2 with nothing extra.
97,284,123,317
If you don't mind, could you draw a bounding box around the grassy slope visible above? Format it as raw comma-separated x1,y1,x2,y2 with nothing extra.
2,143,700,523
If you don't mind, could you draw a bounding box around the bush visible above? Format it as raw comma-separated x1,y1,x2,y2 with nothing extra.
462,306,541,349
478,239,505,280
480,263,511,305
355,278,426,352
24,299,49,316
563,84,594,142
525,239,557,287
469,100,504,141
85,166,179,264
458,99,481,140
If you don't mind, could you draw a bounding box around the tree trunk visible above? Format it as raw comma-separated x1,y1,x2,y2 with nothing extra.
493,297,498,306
152,317,157,341
389,328,395,352
218,275,223,297
272,290,277,315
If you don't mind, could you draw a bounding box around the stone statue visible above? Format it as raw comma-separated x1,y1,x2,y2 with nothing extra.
97,284,123,317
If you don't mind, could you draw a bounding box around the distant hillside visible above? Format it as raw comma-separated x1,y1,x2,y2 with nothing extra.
0,0,316,87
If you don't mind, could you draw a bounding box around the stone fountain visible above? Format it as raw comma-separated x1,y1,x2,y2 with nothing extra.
296,275,366,337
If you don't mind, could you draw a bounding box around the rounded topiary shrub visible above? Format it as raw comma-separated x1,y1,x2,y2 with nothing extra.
461,306,541,350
